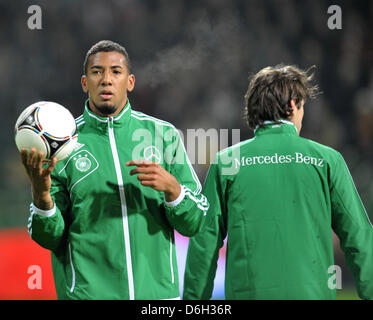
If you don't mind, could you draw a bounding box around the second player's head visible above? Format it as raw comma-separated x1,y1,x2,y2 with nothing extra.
81,40,135,117
244,64,319,134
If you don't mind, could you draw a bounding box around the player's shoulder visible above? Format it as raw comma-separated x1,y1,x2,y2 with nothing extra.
214,137,256,164
219,138,256,155
75,114,86,130
298,136,343,162
130,109,176,130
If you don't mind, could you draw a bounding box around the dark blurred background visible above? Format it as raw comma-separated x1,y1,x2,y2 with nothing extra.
1,0,372,299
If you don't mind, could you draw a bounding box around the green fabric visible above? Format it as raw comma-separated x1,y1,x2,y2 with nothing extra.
28,100,209,299
183,121,373,300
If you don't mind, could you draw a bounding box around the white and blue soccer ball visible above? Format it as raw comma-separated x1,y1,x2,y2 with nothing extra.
15,101,78,162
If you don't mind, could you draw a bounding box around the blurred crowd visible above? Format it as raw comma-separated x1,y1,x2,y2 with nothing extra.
1,0,372,236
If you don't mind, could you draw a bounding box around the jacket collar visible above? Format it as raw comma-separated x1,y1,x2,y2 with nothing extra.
254,119,298,136
83,99,132,130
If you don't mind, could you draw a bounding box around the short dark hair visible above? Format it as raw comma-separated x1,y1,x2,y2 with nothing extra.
244,64,319,131
83,40,131,75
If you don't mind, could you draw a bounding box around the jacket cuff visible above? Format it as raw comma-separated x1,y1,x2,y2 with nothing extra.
31,202,56,217
164,185,185,208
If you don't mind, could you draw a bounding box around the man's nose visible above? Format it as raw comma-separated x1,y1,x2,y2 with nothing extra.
101,71,112,85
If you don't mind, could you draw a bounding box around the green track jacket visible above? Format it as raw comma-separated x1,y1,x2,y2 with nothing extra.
183,120,373,300
27,100,209,300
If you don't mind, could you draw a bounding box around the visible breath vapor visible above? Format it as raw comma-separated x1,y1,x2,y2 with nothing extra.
136,10,242,88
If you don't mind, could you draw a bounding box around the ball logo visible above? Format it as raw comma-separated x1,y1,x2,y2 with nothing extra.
75,156,91,172
144,146,162,164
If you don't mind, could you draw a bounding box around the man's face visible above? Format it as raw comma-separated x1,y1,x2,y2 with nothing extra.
81,51,135,117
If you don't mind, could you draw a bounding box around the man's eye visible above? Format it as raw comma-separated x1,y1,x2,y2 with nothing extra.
113,70,121,74
92,70,100,74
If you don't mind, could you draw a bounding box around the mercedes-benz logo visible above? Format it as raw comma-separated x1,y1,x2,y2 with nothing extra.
143,146,162,164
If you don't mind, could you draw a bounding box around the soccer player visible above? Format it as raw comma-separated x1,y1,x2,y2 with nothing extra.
183,65,373,300
21,40,209,300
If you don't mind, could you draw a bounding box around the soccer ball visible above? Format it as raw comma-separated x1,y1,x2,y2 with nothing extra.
15,101,78,162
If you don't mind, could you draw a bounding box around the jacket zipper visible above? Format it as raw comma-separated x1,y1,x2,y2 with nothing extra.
108,117,135,300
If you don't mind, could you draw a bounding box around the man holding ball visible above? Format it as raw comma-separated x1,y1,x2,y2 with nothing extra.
21,40,209,300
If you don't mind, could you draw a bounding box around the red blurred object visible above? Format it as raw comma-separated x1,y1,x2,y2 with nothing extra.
0,228,57,300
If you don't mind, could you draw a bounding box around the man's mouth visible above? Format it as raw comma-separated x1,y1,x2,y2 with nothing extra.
100,91,114,99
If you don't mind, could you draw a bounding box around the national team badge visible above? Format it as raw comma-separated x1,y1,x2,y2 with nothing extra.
57,149,99,193
75,155,92,172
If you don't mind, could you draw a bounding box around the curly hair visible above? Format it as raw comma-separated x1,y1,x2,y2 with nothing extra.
244,64,319,131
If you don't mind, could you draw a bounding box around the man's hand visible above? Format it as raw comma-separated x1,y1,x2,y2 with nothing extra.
20,147,57,210
126,160,181,202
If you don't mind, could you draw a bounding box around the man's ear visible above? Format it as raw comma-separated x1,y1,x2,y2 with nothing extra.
290,99,298,112
286,99,297,117
81,75,88,93
127,74,135,92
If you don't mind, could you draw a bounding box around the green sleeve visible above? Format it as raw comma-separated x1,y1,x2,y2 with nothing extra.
183,155,228,299
331,152,373,299
164,129,209,237
28,168,71,251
